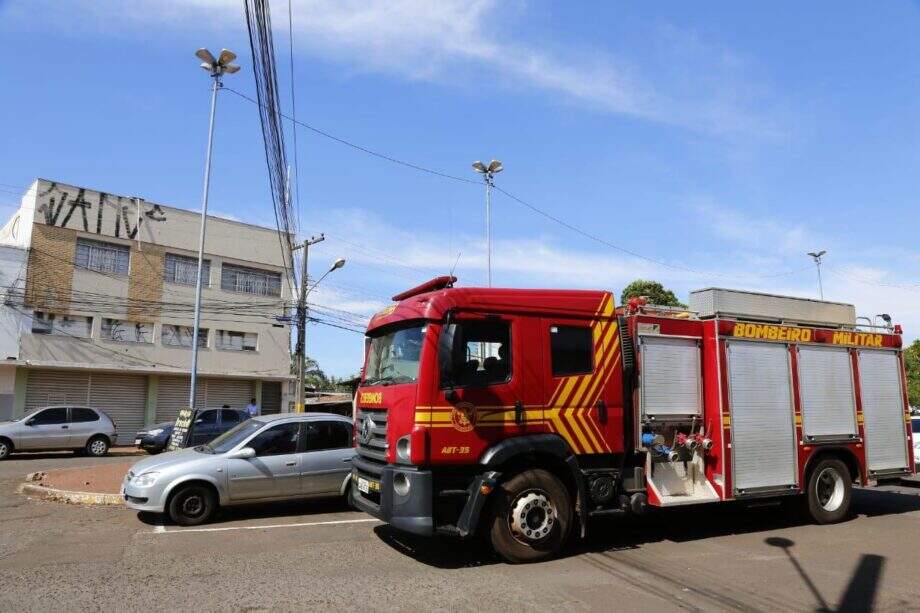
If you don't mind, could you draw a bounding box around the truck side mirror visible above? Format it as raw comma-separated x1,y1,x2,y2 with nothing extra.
438,322,458,390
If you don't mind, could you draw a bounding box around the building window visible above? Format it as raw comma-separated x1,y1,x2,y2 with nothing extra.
165,253,210,287
75,238,130,276
216,330,258,351
550,325,594,377
161,324,208,348
221,263,281,297
31,312,93,338
102,318,153,344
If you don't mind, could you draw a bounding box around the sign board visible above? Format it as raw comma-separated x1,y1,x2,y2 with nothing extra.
166,408,197,452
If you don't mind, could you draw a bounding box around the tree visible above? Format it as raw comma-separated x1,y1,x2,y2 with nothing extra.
905,339,920,408
620,279,686,308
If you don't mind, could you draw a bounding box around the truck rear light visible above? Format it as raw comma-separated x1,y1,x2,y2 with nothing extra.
409,426,428,465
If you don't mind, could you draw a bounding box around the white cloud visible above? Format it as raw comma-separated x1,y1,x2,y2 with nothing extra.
2,0,779,137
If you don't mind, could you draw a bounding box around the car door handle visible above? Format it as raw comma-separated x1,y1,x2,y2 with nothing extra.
342,458,352,463
285,461,296,466
61,425,68,429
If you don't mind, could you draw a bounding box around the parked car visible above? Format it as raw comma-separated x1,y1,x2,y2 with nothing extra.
0,406,116,460
134,408,248,454
913,417,920,468
123,413,355,525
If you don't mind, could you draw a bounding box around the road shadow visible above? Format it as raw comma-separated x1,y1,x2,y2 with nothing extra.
134,496,361,526
373,486,920,569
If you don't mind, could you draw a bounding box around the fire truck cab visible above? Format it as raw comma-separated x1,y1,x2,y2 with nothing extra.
351,277,914,563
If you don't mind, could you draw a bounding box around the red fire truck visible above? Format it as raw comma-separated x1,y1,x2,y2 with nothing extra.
350,277,914,563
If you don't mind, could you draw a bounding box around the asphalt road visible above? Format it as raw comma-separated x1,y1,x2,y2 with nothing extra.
2,452,920,611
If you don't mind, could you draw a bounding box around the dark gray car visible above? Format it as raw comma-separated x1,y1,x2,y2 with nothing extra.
0,406,117,459
123,413,355,525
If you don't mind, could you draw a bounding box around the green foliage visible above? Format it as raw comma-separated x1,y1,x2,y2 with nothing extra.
905,339,920,408
294,356,358,393
619,279,686,308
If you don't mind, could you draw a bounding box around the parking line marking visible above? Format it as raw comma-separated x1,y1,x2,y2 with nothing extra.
154,517,379,534
153,522,166,533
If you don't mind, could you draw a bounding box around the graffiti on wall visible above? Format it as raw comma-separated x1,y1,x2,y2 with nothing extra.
36,182,168,239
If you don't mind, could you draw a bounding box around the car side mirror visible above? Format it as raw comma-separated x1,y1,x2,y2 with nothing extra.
194,419,204,425
24,419,34,427
227,447,255,460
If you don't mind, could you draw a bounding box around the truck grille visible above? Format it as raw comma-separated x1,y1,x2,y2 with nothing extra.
356,408,388,462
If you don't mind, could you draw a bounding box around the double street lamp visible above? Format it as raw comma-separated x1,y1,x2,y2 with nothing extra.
188,48,239,410
472,159,503,287
806,250,827,300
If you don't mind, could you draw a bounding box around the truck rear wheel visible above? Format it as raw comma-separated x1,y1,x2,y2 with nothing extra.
805,458,852,524
487,469,573,564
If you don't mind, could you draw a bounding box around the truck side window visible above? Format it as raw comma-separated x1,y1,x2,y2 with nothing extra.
442,320,511,387
550,325,593,376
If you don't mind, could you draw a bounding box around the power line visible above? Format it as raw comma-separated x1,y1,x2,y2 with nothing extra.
224,86,810,282
287,0,302,240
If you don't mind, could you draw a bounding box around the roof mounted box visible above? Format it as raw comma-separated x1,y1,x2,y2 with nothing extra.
689,288,855,328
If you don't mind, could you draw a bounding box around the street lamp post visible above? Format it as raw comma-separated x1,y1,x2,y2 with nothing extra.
806,250,827,300
472,159,503,287
188,48,240,411
292,244,345,413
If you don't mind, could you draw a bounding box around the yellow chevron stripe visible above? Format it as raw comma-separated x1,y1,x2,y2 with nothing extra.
569,323,619,409
578,334,621,413
576,409,602,452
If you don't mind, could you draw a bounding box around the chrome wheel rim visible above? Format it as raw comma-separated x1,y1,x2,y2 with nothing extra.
509,489,555,544
0,442,7,457
90,440,106,455
816,467,845,512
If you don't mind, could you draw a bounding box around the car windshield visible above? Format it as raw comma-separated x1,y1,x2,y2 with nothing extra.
207,420,264,454
363,323,427,386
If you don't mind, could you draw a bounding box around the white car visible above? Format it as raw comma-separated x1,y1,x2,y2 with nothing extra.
913,418,920,468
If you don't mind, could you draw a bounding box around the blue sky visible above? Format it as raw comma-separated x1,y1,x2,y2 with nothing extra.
1,1,919,377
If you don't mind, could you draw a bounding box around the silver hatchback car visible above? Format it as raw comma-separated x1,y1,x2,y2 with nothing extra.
123,413,355,525
0,406,116,460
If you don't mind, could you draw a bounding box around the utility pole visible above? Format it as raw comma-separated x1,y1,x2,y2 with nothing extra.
806,250,826,300
472,159,503,287
293,234,324,412
189,48,239,410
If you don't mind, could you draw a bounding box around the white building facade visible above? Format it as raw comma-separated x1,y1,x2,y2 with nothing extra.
0,179,294,441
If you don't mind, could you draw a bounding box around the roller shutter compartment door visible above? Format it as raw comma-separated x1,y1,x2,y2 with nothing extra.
203,378,254,411
858,350,909,474
155,376,205,423
89,374,147,445
726,341,797,493
797,346,858,441
261,381,282,415
25,370,90,410
639,336,702,418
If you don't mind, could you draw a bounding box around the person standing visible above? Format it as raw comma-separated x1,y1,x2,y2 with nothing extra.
245,398,259,419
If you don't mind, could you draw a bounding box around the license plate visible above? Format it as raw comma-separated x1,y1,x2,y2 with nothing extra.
357,477,379,494
134,439,141,445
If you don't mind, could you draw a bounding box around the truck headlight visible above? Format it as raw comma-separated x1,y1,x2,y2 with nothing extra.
396,435,411,463
133,472,160,487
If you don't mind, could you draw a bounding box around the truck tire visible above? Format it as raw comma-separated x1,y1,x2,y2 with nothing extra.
487,469,573,564
805,458,852,524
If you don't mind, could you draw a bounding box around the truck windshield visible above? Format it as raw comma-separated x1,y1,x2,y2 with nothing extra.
363,324,427,386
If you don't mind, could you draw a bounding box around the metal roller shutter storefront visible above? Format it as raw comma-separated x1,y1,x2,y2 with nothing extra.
89,374,147,445
25,370,147,445
155,377,254,423
261,381,281,415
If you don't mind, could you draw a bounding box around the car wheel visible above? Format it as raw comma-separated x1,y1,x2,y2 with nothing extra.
168,484,217,526
487,469,573,564
86,436,109,457
806,458,852,524
0,438,11,460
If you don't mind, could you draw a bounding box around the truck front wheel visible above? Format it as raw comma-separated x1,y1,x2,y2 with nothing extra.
487,469,573,563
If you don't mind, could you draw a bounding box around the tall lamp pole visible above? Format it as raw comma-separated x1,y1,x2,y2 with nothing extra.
807,250,827,300
472,159,503,287
292,235,345,412
188,48,239,410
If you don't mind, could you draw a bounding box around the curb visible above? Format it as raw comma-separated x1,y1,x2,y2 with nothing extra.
18,482,125,506
900,477,920,489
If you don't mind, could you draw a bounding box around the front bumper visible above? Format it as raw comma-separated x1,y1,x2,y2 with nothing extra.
122,481,167,513
134,434,168,453
351,456,434,536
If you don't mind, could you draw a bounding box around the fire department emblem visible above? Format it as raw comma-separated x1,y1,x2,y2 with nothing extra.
360,416,375,445
451,402,477,433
